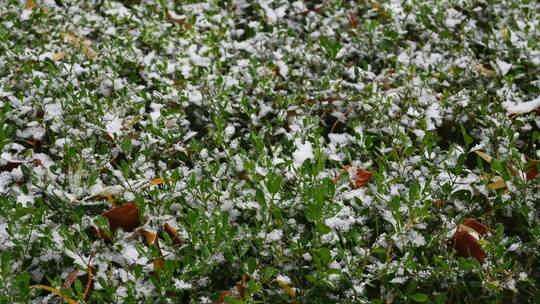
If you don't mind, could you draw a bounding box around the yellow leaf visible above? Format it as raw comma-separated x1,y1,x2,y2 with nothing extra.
30,285,77,304
474,150,492,163
25,0,36,10
487,176,506,190
476,64,496,77
51,51,68,62
60,32,96,60
149,177,164,186
273,279,297,301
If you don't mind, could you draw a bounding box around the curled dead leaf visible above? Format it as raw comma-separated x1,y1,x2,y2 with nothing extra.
333,165,372,188
526,167,538,180
273,279,298,303
452,227,485,263
463,218,493,236
149,177,165,186
451,219,492,263
474,150,492,163
163,223,183,245
93,203,142,240
487,176,506,190
62,269,80,289
476,64,497,77
51,51,68,62
132,228,157,246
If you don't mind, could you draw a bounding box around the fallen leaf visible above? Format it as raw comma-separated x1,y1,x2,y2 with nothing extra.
333,165,372,188
153,258,165,273
462,218,493,236
526,167,538,180
62,269,80,289
452,225,486,263
217,275,249,304
349,167,372,188
0,160,24,172
166,11,191,29
51,51,68,62
348,13,359,28
25,0,36,10
474,150,492,163
217,290,232,304
97,203,141,240
273,279,298,303
132,228,157,245
367,0,387,19
476,64,497,77
60,32,96,60
30,285,77,304
487,176,506,190
163,223,183,245
149,177,164,186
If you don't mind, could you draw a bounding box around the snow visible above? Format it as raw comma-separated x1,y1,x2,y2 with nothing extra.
44,103,62,120
276,275,292,284
292,140,314,167
106,115,123,136
496,59,512,76
503,96,540,115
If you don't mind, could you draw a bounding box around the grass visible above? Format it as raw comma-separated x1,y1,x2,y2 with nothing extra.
0,0,539,303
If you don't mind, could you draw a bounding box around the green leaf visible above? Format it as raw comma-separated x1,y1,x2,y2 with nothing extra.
266,172,283,195
409,293,428,302
460,124,473,146
319,247,332,265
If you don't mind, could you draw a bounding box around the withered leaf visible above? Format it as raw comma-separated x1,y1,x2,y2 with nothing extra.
102,202,141,233
452,226,485,263
333,165,372,188
463,218,492,236
62,269,80,289
163,223,183,245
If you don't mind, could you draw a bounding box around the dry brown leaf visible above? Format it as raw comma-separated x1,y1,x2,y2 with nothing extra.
153,258,165,273
348,13,359,28
452,225,486,263
149,177,165,186
166,11,191,30
474,150,492,163
451,218,492,263
487,176,506,190
367,0,387,19
25,0,36,10
333,165,372,188
163,223,183,245
60,32,96,60
51,51,68,62
526,167,538,180
62,269,80,289
476,64,497,77
349,166,372,188
463,218,493,236
273,279,298,303
132,228,157,245
102,202,140,232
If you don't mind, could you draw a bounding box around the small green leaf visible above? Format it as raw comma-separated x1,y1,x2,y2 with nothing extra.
319,247,332,265
409,293,428,302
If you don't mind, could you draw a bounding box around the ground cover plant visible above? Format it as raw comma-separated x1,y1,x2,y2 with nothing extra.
0,0,539,303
